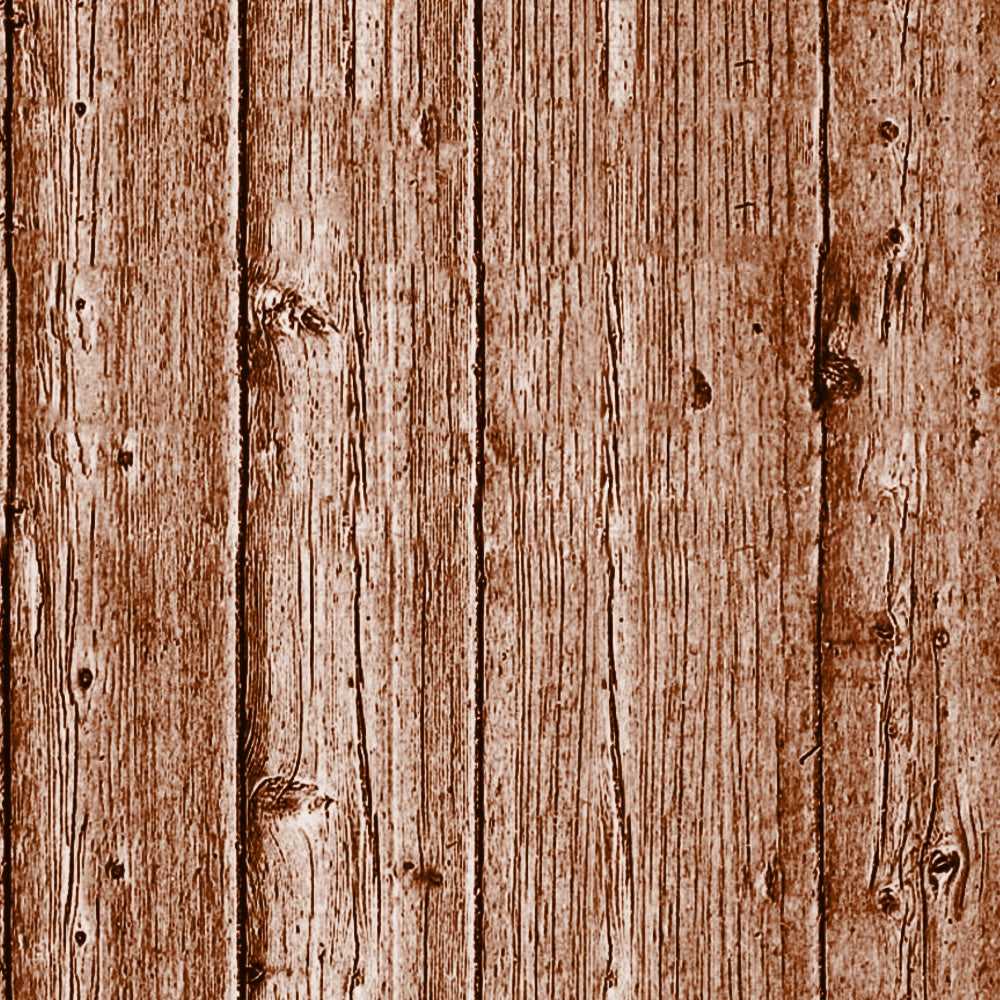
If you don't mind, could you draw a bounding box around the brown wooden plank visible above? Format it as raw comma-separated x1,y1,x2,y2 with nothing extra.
481,0,824,996
7,0,239,996
242,0,474,994
821,1,1000,996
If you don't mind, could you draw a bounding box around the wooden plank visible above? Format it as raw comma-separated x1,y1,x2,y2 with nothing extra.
7,0,239,997
242,0,474,995
481,0,824,996
821,1,1000,996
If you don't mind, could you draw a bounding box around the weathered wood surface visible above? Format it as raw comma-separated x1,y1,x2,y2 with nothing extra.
242,0,474,995
820,1,1000,996
0,0,997,996
6,0,239,997
481,0,825,997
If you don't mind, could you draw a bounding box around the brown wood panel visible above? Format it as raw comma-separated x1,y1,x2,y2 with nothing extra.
7,0,239,996
481,0,824,997
242,0,474,995
821,1,1000,996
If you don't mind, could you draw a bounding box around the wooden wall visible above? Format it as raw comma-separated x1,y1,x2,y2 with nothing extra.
2,0,998,996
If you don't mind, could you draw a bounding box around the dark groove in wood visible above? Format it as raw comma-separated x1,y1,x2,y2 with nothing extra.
1,0,14,994
813,0,831,994
472,0,486,985
235,0,250,990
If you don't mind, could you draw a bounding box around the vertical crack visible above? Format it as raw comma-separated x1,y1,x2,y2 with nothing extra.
1,0,17,996
471,0,485,989
235,0,250,992
812,0,832,995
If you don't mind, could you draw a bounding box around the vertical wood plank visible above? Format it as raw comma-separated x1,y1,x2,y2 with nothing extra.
482,0,824,996
821,1,1000,996
7,0,239,996
480,3,618,995
242,0,474,993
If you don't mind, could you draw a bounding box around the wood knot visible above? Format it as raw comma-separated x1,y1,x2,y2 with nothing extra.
878,119,900,141
249,777,333,818
243,963,265,985
815,352,863,408
872,612,895,647
876,885,900,915
764,857,782,903
403,861,444,887
927,848,961,894
691,366,712,410
419,106,439,149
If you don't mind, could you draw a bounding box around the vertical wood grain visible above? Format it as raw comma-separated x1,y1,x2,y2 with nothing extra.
480,4,619,995
242,0,474,994
482,0,825,996
821,1,1000,996
7,0,239,996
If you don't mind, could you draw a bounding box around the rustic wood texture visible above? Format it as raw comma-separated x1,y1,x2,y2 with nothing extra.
481,0,825,997
1,0,998,995
7,1,239,997
820,1,1000,996
242,0,474,995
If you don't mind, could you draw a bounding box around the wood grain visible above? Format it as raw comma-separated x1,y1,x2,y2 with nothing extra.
820,1,1000,995
1,0,997,995
482,0,825,997
242,0,474,995
6,0,239,996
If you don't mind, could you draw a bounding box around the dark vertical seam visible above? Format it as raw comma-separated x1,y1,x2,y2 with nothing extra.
1,1,15,997
472,0,485,988
236,0,250,992
812,0,831,995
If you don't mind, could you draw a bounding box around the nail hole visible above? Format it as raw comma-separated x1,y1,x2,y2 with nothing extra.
107,860,125,880
74,101,87,117
77,667,93,690
878,120,900,141
117,449,133,469
933,628,950,649
887,226,904,245
75,298,86,312
74,930,87,945
752,322,763,335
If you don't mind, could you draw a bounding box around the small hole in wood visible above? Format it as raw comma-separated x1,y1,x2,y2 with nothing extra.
878,120,900,141
74,101,87,117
